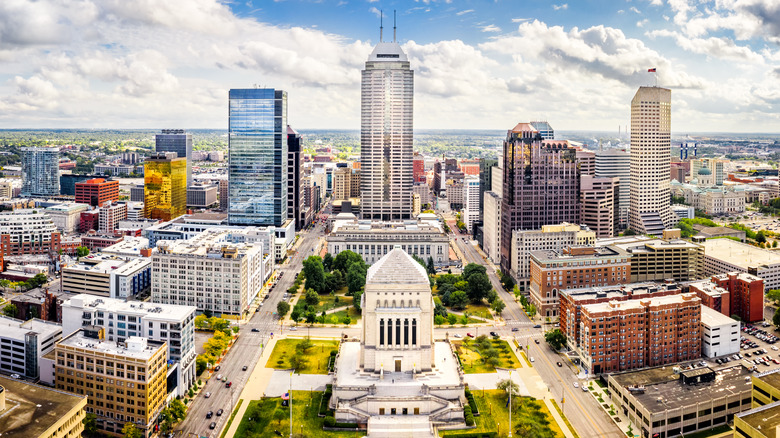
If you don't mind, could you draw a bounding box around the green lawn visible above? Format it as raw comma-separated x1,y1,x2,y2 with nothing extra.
326,307,361,325
454,339,521,373
311,294,354,314
442,390,563,438
235,392,357,438
266,339,340,374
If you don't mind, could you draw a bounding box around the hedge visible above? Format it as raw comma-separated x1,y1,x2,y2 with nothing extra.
464,405,475,426
324,416,336,427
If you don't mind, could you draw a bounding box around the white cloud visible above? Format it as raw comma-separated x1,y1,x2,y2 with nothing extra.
636,19,649,27
456,9,474,16
553,4,568,10
647,29,764,63
512,18,531,22
369,7,382,18
481,25,501,33
630,6,641,13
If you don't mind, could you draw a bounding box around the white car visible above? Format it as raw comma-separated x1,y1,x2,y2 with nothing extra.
529,357,535,362
573,382,579,388
453,333,463,338
772,346,778,351
9,374,20,379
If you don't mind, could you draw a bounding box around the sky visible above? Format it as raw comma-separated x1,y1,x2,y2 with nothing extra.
1,0,780,133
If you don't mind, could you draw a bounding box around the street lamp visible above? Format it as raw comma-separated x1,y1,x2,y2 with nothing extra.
508,370,512,438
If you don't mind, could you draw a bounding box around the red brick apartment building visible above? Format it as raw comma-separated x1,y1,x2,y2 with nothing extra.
689,272,764,323
529,246,630,319
580,293,701,374
559,281,681,349
75,178,119,207
0,210,61,256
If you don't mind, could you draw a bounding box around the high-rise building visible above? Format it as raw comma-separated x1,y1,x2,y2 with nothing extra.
218,179,228,211
462,176,480,232
144,152,186,221
629,87,675,235
595,149,630,231
287,125,306,230
530,121,555,139
478,158,498,213
575,149,596,177
75,178,119,207
359,37,414,221
21,147,59,198
228,88,288,227
413,152,425,183
98,201,127,233
155,129,193,186
500,123,580,272
580,175,618,238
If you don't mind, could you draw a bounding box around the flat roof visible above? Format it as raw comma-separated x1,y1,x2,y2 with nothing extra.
59,330,166,360
64,254,149,275
64,294,195,321
736,399,780,433
701,306,739,328
0,375,86,437
0,316,61,339
560,282,680,302
611,238,702,254
530,246,628,263
703,238,780,268
613,365,752,414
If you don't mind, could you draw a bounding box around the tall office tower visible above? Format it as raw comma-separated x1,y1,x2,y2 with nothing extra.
580,175,618,238
478,158,498,213
21,147,59,198
228,88,288,227
287,125,305,230
218,179,228,210
596,149,631,231
155,129,193,186
499,123,580,272
529,121,555,140
359,35,414,221
629,86,675,235
144,152,186,221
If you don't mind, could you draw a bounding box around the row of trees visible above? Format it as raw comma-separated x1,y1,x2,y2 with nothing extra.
303,251,366,296
195,328,237,375
0,273,48,293
435,263,496,308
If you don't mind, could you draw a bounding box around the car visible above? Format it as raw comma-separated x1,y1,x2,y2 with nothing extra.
573,382,579,388
290,327,297,331
529,357,535,362
490,332,499,337
9,373,20,379
466,333,474,338
217,409,224,416
215,365,221,372
534,339,540,344
206,411,213,419
453,333,462,338
223,376,228,382
205,392,211,398
533,324,542,328
226,381,232,388
556,362,562,367
511,327,519,332
216,374,223,380
242,365,248,371
209,422,217,430
581,384,589,392
251,328,260,332
746,352,752,357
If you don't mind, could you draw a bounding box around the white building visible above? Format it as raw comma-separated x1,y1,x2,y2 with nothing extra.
670,181,745,215
61,254,152,298
702,238,780,290
328,213,449,266
61,294,197,397
125,201,144,220
152,228,269,315
0,316,61,380
672,204,695,220
701,306,740,359
482,191,501,265
98,201,127,233
45,203,89,234
101,236,150,257
461,177,480,233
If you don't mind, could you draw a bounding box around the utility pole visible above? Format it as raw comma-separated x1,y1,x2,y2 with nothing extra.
289,371,293,438
508,370,512,438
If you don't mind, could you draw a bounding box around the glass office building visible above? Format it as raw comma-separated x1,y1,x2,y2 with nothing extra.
155,129,193,186
21,147,60,197
144,152,187,221
228,88,288,227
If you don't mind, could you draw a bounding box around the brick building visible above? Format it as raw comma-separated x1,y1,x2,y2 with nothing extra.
79,210,99,233
413,153,425,183
580,293,701,374
74,178,119,207
689,272,764,323
80,232,123,251
529,246,630,319
0,210,61,257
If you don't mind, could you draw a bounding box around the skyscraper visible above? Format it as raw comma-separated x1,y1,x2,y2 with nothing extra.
596,148,631,231
629,87,675,235
21,147,60,198
228,88,288,227
359,34,414,221
287,125,306,230
144,152,186,221
155,129,193,186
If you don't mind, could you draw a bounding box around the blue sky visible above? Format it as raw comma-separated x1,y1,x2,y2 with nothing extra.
1,0,779,132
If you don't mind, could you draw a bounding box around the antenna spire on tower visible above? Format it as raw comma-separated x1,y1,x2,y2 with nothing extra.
393,10,397,42
380,9,383,42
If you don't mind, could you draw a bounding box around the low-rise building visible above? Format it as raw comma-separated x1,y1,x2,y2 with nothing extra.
101,236,150,257
130,184,145,202
602,235,704,283
700,306,740,358
186,183,218,208
61,254,151,298
55,328,167,437
0,375,87,438
327,213,449,266
0,316,62,379
44,203,89,234
734,400,780,438
75,178,119,207
702,238,780,291
80,232,124,251
98,201,127,234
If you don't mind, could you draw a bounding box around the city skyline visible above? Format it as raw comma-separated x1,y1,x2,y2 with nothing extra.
1,0,779,132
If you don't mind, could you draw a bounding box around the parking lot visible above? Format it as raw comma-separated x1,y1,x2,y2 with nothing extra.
717,322,780,371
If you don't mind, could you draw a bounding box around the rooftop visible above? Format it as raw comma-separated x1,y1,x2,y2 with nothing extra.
0,375,86,437
0,315,62,339
703,238,780,268
64,293,195,321
366,248,429,285
44,203,89,213
582,293,699,315
156,228,264,258
59,330,166,360
701,306,739,328
366,41,408,62
64,253,149,276
331,217,445,235
101,236,150,256
735,400,780,434
530,245,628,264
560,282,680,302
608,237,702,254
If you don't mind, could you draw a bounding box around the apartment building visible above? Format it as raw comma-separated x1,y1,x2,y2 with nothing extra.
0,375,87,438
689,272,764,323
152,228,267,315
99,202,127,234
580,293,701,374
0,209,61,256
61,294,196,397
604,235,704,282
700,306,740,358
61,254,151,299
55,328,167,437
0,316,62,380
529,246,630,319
510,223,596,292
702,238,780,290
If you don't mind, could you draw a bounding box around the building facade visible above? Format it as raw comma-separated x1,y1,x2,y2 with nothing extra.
287,125,306,230
0,316,61,379
99,201,127,234
21,147,59,198
606,236,704,283
61,254,151,299
0,210,61,256
580,175,618,238
45,203,89,234
144,153,186,221
702,238,780,291
75,178,119,207
155,129,193,186
186,183,218,208
700,306,740,358
462,176,480,233
0,375,87,438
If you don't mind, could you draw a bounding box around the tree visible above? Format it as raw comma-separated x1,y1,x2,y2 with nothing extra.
333,250,365,273
331,269,346,290
545,329,567,351
274,408,287,426
463,263,487,282
296,337,314,354
491,299,506,315
767,289,780,304
434,315,446,325
427,257,436,276
76,246,90,257
500,271,515,291
289,354,309,371
324,272,339,294
496,379,520,400
346,263,366,294
210,317,230,335
353,290,363,312
196,355,208,375
486,289,499,304
306,312,316,324
757,230,768,243
449,290,469,310
290,308,302,324
2,304,17,318
277,301,290,318
434,303,448,317
168,398,187,422
27,306,39,319
467,272,492,304
83,413,98,437
322,252,334,272
305,288,320,306
342,316,351,325
526,303,537,318
122,422,143,438
774,307,780,328
302,256,326,293
194,314,209,330
447,314,458,325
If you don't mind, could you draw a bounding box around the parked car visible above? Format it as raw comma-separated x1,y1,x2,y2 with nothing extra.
530,357,535,362
466,333,474,338
9,374,20,379
217,409,224,416
453,333,462,338
534,339,540,344
215,365,221,372
573,382,579,388
206,411,213,419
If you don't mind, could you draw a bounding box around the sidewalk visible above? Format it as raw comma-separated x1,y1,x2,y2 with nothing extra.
543,398,576,438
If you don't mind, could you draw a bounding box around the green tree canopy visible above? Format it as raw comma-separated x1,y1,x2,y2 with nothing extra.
346,263,367,294
449,290,469,310
767,289,780,304
76,246,90,257
426,257,436,276
2,304,17,318
774,307,780,328
122,422,143,438
463,263,487,282
302,256,326,294
277,301,290,318
332,250,366,273
322,252,334,272
491,298,506,315
545,329,567,350
304,288,320,306
467,272,492,304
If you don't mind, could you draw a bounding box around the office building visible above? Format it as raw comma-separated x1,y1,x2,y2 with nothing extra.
579,293,701,374
461,177,480,233
228,88,288,226
55,329,167,437
186,183,218,208
21,147,59,198
218,179,228,211
509,223,595,292
702,238,780,290
596,148,631,230
93,164,134,176
735,400,780,438
690,158,724,186
529,120,554,139
144,152,186,221
0,375,87,438
155,129,192,186
413,152,425,183
500,123,580,272
130,184,145,202
98,201,127,234
575,149,595,176
60,174,102,196
61,254,151,299
45,203,89,234
0,180,13,198
152,228,268,315
529,246,630,319
0,316,61,379
629,87,675,234
61,294,196,397
0,209,60,256
328,213,448,266
433,159,458,196
287,125,306,230
359,37,414,221
604,235,704,282
478,159,497,213
79,210,99,233
75,178,119,207
334,164,361,201
700,306,740,358
482,191,502,265
580,175,618,238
